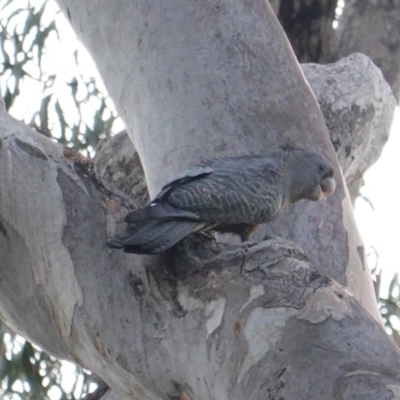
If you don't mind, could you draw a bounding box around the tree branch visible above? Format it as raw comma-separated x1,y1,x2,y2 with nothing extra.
1,0,397,398
302,53,395,201
331,0,400,102
1,105,399,398
95,54,395,205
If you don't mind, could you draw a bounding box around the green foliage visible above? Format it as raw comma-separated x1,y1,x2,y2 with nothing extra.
0,321,99,399
380,274,400,340
366,228,400,344
0,0,122,155
0,0,121,398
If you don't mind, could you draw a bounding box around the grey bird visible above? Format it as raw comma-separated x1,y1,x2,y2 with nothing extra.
107,146,335,254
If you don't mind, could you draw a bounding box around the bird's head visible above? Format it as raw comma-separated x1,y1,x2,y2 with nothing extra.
284,147,336,203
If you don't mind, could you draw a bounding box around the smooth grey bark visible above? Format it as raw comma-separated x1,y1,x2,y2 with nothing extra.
54,0,379,312
0,0,397,399
269,0,281,14
96,54,394,205
331,0,400,102
1,114,400,400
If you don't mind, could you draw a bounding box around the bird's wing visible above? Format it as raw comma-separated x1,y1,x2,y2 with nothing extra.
124,201,200,223
156,165,215,200
125,163,216,224
166,161,284,225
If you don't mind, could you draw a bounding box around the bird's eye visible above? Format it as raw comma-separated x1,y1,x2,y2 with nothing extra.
319,165,326,172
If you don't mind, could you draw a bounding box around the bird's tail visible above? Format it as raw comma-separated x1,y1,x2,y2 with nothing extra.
107,219,205,254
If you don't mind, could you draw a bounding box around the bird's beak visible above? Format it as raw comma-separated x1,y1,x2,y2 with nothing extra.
320,176,336,198
308,185,323,201
308,176,336,201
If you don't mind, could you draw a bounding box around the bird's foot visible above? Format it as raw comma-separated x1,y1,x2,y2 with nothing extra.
195,231,217,242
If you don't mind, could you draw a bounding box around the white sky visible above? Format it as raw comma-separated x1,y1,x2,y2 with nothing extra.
1,0,124,152
355,108,400,297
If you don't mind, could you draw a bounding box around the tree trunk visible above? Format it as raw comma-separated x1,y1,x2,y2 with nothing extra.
277,0,336,62
0,0,398,399
275,0,400,104
331,0,400,102
55,0,379,313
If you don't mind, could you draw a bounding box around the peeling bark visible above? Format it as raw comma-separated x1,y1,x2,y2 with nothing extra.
1,117,400,398
94,132,148,206
302,53,395,201
0,0,398,399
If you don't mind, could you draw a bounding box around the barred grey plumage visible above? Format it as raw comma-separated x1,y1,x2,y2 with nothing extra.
107,146,335,254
